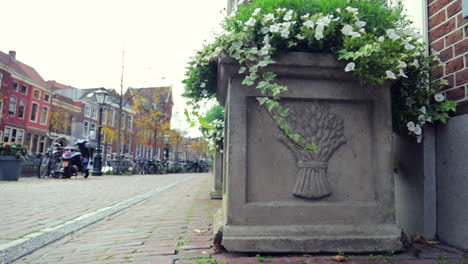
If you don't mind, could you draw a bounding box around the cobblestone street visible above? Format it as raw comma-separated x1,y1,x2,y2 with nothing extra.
2,174,467,264
0,174,196,246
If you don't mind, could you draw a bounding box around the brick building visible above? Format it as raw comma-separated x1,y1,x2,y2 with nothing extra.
0,51,52,153
125,87,173,160
428,0,467,113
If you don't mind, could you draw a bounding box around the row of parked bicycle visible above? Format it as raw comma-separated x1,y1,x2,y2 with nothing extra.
36,136,210,179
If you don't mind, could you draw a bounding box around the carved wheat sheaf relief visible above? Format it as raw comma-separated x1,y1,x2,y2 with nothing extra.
280,101,346,199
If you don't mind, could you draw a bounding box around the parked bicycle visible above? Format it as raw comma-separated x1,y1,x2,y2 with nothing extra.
107,155,135,175
38,136,66,178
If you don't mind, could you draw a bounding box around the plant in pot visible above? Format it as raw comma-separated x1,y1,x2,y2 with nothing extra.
0,142,27,181
182,0,458,252
183,0,456,147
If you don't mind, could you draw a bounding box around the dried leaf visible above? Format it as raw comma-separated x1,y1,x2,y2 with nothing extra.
426,239,440,244
332,255,345,262
412,235,425,244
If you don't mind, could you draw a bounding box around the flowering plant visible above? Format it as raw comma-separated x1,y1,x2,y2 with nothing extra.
183,0,456,147
0,142,27,159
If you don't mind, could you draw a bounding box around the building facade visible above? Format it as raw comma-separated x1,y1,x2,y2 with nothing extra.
0,51,52,153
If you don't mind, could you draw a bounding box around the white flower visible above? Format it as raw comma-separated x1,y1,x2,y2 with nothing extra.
386,70,397,79
359,28,366,33
399,69,408,78
315,24,324,40
414,124,422,135
252,8,261,16
407,121,416,132
284,10,293,21
434,93,445,102
200,82,206,88
202,89,208,97
245,17,257,27
417,135,422,143
317,15,332,26
405,43,416,50
418,114,426,121
440,79,449,85
377,36,385,42
303,20,314,28
263,13,274,23
301,13,310,20
386,29,400,40
341,24,354,35
261,27,269,34
341,24,361,38
355,20,366,27
345,6,359,14
412,59,420,68
336,8,341,13
398,61,407,68
269,24,280,33
280,28,290,38
420,106,427,114
260,43,271,55
345,62,355,72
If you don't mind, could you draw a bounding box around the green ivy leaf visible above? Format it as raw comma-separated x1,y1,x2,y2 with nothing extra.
278,107,289,117
257,97,269,105
239,66,246,74
266,100,279,112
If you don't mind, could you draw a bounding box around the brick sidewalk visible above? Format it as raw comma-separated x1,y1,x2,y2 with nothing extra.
0,174,193,245
15,174,467,264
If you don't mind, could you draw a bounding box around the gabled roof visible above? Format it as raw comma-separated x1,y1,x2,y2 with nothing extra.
0,50,49,88
127,86,173,104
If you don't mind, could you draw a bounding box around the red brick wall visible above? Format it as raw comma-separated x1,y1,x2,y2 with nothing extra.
428,0,468,113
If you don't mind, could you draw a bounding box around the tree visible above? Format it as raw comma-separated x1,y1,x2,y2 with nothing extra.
169,129,185,162
132,87,171,158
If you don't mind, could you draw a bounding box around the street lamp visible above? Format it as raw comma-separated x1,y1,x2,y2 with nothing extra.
91,88,109,176
164,134,170,160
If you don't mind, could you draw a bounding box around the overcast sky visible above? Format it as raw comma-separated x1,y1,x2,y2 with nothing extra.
0,0,226,136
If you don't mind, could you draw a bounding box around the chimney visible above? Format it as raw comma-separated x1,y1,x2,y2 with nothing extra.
8,51,16,60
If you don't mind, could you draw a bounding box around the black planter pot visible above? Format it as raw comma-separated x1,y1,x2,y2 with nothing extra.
0,156,23,181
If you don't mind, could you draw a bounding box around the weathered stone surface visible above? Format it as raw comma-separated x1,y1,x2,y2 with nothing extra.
436,114,468,250
210,150,223,200
216,52,402,252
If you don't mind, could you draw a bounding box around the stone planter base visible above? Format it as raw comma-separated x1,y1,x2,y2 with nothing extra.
216,52,402,253
221,224,402,253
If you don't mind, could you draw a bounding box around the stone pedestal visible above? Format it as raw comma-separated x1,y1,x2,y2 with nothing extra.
215,52,402,253
210,150,223,200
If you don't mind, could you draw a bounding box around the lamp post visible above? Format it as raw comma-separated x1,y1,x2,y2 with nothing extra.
92,88,109,176
164,134,170,160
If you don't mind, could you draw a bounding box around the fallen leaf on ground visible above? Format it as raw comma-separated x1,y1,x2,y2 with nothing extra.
194,229,202,233
412,235,425,244
426,239,440,244
332,255,345,262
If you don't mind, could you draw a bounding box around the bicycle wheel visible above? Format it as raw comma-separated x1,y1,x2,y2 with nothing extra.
115,159,135,175
38,155,51,178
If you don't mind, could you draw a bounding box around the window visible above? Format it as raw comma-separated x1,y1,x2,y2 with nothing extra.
17,130,24,144
44,94,50,102
3,128,10,142
128,115,133,131
91,108,98,120
40,106,49,124
83,121,89,137
464,0,468,19
21,85,28,94
121,113,126,129
90,123,96,139
0,131,2,143
8,96,17,117
33,89,40,99
12,82,18,91
18,99,26,119
84,105,91,117
30,103,39,122
0,73,3,86
111,109,115,127
39,136,46,153
3,127,24,143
